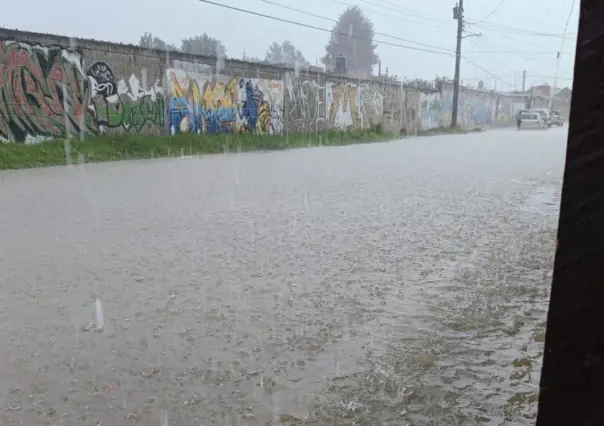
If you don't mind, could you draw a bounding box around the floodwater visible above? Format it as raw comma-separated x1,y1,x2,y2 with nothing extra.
0,127,566,425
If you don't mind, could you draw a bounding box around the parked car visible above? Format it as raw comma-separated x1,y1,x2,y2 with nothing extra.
549,110,564,126
519,112,544,129
531,109,551,128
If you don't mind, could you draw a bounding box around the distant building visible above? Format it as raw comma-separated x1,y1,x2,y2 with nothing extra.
553,87,572,108
552,87,572,119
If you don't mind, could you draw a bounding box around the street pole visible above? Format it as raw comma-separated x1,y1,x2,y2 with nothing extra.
451,0,464,128
522,70,526,92
551,52,561,109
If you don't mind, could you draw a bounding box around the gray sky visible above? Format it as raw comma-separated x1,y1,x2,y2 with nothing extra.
1,0,578,90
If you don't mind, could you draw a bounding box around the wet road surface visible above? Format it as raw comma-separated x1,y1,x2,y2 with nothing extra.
0,127,566,425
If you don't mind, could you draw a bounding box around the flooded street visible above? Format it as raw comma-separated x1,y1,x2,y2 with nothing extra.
0,127,566,425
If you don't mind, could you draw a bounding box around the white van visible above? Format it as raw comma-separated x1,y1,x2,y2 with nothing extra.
549,110,564,126
519,112,543,129
531,109,551,127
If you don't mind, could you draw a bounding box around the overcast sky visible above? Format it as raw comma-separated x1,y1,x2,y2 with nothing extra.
0,0,578,91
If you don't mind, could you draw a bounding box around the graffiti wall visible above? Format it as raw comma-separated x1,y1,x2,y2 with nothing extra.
326,81,383,130
0,29,530,144
415,85,525,130
237,77,283,135
360,82,384,128
0,40,164,143
88,61,164,135
285,71,326,132
165,64,283,136
440,87,496,128
419,92,441,129
0,41,93,143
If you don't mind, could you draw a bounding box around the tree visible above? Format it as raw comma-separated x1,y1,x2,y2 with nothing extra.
265,41,309,68
139,33,177,51
434,75,449,91
265,42,284,64
405,78,435,90
180,34,227,58
322,6,378,76
246,56,266,64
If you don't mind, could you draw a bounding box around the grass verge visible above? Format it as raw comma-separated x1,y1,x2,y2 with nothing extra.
0,129,398,171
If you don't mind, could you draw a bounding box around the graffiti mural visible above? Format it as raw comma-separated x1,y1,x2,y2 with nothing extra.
0,41,95,143
0,41,164,143
166,66,283,136
360,83,383,128
166,66,237,135
285,71,325,132
327,82,360,130
326,81,385,130
438,87,495,128
87,62,164,134
236,78,283,135
419,92,441,129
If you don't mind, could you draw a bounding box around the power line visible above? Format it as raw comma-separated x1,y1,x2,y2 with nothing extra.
196,0,572,90
257,0,454,52
462,73,574,81
325,0,452,30
196,0,454,55
465,20,576,39
469,23,562,55
462,56,515,87
475,0,507,23
529,75,573,81
358,0,451,24
551,0,577,104
471,50,574,55
350,0,578,39
562,0,577,34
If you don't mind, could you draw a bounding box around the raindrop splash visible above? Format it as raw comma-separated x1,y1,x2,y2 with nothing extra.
215,43,224,74
95,299,105,331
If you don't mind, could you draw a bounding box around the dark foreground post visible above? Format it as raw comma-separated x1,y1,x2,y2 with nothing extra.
537,1,604,424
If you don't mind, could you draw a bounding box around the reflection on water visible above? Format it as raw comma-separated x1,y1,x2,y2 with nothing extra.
0,128,566,425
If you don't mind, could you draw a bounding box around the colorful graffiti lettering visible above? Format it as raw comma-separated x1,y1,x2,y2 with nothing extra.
0,42,164,143
88,62,164,133
202,79,237,134
236,78,283,135
0,41,95,143
166,69,284,136
166,67,237,136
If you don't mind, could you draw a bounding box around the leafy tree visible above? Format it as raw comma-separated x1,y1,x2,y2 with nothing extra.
405,78,435,90
246,56,266,64
139,33,177,51
180,34,227,58
384,75,401,83
322,6,378,76
265,41,309,68
434,75,449,91
265,42,284,64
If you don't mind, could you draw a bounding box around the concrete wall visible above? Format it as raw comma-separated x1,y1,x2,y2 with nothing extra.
0,28,523,143
415,84,529,130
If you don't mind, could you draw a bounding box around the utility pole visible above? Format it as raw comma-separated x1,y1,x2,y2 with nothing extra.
522,70,526,92
550,52,561,109
451,0,464,128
